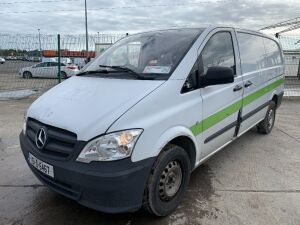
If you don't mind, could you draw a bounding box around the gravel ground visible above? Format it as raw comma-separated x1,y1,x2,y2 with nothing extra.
0,97,300,225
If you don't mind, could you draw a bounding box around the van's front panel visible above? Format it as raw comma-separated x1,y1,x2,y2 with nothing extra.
107,80,203,163
20,129,155,213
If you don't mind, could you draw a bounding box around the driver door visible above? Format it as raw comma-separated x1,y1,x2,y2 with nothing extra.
199,29,244,158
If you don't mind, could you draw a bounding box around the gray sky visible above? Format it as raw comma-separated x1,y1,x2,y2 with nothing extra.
0,0,299,35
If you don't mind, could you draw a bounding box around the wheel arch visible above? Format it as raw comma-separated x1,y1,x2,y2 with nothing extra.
169,136,197,170
23,70,33,77
270,91,283,109
272,94,278,107
151,126,200,170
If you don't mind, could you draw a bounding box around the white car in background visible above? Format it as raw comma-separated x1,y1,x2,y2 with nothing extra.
19,62,79,78
0,57,5,64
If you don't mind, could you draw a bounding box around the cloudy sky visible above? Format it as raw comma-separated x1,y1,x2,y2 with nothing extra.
0,0,299,35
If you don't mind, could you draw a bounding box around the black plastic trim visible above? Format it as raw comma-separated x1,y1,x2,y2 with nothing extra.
204,100,271,144
241,101,270,122
276,91,284,109
204,121,237,144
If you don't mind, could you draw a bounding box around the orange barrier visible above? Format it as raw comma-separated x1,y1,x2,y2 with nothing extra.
42,50,96,58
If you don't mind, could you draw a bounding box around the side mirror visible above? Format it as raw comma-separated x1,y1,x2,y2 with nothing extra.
200,66,234,87
181,70,198,93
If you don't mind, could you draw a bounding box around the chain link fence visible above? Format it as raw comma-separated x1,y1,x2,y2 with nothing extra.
0,33,125,99
279,34,300,97
0,32,299,99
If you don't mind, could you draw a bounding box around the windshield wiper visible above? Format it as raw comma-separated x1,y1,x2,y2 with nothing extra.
98,65,155,80
77,69,109,76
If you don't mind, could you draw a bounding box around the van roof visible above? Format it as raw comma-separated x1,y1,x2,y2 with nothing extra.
133,26,277,42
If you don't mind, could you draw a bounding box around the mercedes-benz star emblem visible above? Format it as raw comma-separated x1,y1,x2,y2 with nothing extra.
35,128,47,149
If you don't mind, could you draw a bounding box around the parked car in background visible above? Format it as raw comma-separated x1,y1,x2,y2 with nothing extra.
42,57,72,65
73,58,86,69
19,62,79,78
0,57,5,64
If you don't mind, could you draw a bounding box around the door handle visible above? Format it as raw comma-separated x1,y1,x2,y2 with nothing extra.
233,85,243,92
244,81,253,88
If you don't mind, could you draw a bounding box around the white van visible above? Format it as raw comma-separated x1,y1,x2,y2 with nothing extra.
20,27,284,216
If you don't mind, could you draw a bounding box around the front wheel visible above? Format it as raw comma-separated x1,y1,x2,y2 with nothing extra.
23,71,32,79
257,101,276,134
60,71,68,79
143,144,191,216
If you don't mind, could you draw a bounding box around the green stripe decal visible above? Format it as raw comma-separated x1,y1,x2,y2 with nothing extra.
243,78,284,106
190,78,284,136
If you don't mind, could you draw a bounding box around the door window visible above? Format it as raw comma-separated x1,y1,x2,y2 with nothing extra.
200,32,235,75
35,62,48,67
49,62,57,67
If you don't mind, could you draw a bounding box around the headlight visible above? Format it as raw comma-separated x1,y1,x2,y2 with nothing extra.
76,129,143,163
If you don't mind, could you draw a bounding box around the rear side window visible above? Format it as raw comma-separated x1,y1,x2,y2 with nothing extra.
237,32,282,74
200,32,235,75
263,38,282,67
36,62,47,67
50,62,57,66
237,33,266,73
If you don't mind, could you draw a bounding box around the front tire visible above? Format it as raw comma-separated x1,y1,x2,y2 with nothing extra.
143,144,191,216
60,71,68,79
257,101,276,134
23,71,32,79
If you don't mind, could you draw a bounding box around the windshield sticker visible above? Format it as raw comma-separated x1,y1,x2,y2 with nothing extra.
143,66,171,74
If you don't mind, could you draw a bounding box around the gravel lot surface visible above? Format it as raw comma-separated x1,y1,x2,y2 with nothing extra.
0,98,299,225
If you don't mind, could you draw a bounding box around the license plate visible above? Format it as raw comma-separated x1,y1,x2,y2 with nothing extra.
28,153,54,178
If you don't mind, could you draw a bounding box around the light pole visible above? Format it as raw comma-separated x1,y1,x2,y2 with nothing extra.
85,0,88,53
38,28,42,61
97,31,99,44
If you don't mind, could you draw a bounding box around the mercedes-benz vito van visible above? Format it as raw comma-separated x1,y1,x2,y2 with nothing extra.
20,26,284,216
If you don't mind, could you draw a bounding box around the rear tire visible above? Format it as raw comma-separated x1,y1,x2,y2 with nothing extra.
257,101,276,134
143,144,191,216
60,71,68,79
23,71,32,79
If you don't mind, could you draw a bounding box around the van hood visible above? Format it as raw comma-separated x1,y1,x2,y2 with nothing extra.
27,76,164,141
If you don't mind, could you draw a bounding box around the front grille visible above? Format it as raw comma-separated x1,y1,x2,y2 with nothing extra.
26,118,77,159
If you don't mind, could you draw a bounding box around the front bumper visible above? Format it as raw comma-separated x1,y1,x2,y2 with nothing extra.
20,132,155,213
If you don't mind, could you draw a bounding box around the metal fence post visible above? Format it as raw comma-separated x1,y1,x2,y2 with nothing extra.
57,34,61,83
297,58,300,79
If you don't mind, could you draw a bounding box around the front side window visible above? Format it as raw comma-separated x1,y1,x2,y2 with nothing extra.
80,29,203,80
199,32,235,75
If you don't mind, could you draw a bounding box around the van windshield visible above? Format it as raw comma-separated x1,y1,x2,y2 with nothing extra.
79,29,202,80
